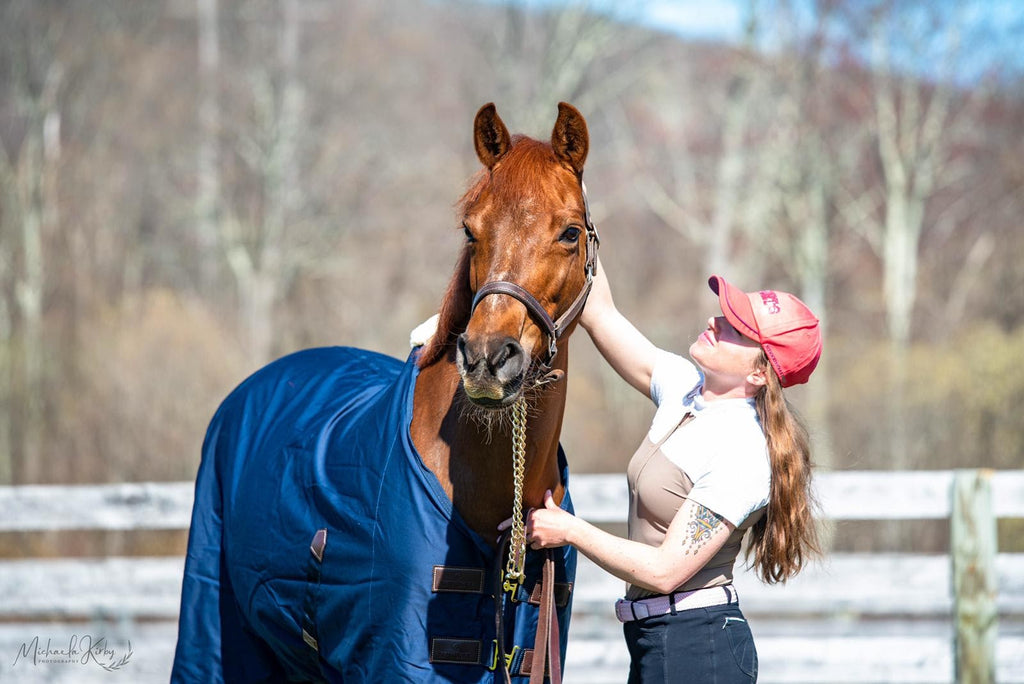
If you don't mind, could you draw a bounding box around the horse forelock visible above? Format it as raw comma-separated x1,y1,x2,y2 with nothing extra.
495,137,575,195
462,137,577,206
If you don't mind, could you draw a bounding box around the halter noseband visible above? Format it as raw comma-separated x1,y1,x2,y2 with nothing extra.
469,178,600,384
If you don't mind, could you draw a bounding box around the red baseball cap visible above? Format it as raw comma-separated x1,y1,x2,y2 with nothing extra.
708,275,822,388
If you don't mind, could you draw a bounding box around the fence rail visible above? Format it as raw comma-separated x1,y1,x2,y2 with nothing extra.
1,470,1022,683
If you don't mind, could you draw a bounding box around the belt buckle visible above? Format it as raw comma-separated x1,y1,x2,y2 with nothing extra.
615,598,651,622
614,598,629,622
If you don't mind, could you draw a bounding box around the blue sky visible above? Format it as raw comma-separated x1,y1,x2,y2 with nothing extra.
629,0,1023,81
468,0,1023,80
467,0,745,40
631,0,743,40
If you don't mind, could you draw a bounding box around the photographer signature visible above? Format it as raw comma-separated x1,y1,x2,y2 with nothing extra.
12,634,132,671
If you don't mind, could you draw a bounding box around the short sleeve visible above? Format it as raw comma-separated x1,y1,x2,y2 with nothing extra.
649,350,701,408
686,429,770,527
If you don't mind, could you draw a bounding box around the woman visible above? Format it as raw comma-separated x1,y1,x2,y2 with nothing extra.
504,258,823,683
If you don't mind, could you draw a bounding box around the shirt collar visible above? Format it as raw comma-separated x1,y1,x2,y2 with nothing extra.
686,385,757,414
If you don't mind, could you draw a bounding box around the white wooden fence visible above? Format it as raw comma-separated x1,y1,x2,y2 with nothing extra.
1,470,1022,683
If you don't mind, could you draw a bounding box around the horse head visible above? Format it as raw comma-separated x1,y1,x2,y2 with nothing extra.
430,102,597,409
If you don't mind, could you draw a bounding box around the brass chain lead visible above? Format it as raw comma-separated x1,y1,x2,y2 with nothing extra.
503,396,528,593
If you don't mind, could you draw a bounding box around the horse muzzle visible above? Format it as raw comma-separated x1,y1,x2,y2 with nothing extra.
456,333,527,407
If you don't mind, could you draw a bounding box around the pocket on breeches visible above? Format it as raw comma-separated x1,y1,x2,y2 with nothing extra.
722,615,758,681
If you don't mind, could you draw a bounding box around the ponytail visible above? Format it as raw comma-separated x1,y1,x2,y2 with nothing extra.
746,351,821,583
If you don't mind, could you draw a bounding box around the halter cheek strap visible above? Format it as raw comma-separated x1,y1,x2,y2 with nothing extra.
469,179,600,383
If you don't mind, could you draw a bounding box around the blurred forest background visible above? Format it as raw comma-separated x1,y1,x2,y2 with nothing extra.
1,0,1022,505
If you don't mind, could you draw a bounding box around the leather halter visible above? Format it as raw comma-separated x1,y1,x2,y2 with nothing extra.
469,178,600,384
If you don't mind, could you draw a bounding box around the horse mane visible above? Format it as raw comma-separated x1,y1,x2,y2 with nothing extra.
416,164,487,369
417,135,566,370
417,243,472,368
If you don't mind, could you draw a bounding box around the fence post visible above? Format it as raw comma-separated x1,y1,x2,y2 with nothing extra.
951,469,998,684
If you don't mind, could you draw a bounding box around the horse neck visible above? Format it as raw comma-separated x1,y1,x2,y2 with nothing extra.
411,343,569,542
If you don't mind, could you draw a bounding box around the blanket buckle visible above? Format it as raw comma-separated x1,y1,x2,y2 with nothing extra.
487,640,520,672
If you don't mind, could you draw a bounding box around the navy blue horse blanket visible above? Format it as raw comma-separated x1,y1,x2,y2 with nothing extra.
171,347,576,682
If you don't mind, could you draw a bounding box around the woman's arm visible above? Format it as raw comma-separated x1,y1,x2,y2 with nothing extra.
515,490,735,595
580,257,661,398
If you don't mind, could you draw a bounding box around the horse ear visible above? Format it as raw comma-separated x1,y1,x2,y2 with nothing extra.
473,103,511,169
551,102,589,174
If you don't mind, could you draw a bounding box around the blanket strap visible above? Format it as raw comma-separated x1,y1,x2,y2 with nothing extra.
300,528,327,658
430,534,567,682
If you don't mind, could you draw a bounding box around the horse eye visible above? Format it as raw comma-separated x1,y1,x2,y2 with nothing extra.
559,226,581,244
463,223,476,243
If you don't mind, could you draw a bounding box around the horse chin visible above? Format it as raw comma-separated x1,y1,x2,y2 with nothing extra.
466,394,516,410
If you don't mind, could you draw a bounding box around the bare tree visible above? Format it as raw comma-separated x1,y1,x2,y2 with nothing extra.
214,0,319,366
842,0,1001,467
744,0,854,467
0,2,66,483
628,1,767,278
462,0,662,135
195,0,222,294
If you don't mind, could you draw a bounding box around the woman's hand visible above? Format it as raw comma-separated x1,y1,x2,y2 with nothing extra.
580,255,613,333
526,490,576,549
496,489,577,549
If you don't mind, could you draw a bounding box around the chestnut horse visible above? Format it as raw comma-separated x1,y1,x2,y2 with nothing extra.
172,103,596,684
414,101,596,540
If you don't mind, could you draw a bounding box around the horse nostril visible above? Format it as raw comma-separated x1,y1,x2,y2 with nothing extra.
488,338,525,381
488,340,515,372
459,334,525,385
457,334,475,371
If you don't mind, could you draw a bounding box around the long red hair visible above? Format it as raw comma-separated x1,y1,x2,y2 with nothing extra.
745,351,822,583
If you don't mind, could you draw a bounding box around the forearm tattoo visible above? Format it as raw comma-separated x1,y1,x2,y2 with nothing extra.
684,504,724,555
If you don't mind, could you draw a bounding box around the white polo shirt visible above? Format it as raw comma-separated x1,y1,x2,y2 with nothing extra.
647,349,770,527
